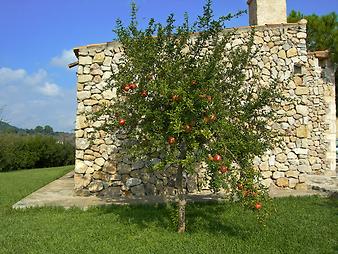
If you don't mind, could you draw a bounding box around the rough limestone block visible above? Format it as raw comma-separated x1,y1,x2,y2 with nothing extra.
287,152,297,160
259,161,269,171
295,87,309,95
298,164,311,173
78,75,93,83
278,50,286,59
95,158,105,167
272,171,284,179
76,138,90,150
93,171,109,181
296,126,309,138
296,105,309,116
294,76,303,86
287,48,297,57
102,90,115,100
79,56,92,65
77,91,91,100
276,177,289,187
88,181,104,192
76,115,88,129
75,161,88,174
93,52,105,63
90,68,103,76
126,178,142,188
295,183,308,191
297,32,307,39
261,171,272,179
261,178,273,188
100,187,121,197
285,171,299,178
74,173,92,189
131,184,145,196
76,150,84,159
83,155,95,161
276,153,287,163
253,36,264,44
288,178,299,188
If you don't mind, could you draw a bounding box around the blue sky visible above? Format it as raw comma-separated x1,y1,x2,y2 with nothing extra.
0,0,337,132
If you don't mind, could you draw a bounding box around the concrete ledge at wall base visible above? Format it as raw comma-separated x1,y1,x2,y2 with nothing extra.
307,174,338,197
12,171,337,210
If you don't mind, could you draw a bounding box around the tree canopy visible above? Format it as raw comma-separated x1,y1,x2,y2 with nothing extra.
94,0,284,232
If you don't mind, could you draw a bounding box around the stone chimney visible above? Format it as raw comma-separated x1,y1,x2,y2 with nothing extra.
247,0,287,26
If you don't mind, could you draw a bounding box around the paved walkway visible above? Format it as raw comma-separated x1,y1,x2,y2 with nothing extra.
12,171,336,210
13,172,106,210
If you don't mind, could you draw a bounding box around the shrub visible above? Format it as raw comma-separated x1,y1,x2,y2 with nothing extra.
0,134,75,171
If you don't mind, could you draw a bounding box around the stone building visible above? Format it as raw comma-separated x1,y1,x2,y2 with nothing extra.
71,0,336,197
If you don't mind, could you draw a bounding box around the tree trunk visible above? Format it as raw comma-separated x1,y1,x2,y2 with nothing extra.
177,141,187,233
177,164,186,233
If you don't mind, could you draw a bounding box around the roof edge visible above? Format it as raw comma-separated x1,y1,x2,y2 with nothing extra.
308,50,331,60
72,22,305,58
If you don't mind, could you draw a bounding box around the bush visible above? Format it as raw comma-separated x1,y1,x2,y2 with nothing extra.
0,134,75,171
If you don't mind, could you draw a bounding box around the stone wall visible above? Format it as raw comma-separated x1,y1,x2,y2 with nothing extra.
73,21,336,197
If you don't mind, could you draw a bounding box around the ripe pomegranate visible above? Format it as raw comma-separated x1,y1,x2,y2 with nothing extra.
118,119,126,126
140,90,148,97
167,136,176,145
123,85,130,92
255,202,262,210
219,165,228,173
213,154,222,161
129,83,137,89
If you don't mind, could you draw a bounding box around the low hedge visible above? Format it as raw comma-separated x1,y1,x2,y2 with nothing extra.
0,134,74,171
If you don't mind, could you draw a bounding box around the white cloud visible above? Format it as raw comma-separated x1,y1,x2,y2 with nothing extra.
50,49,77,68
39,82,61,96
25,69,48,86
0,67,75,132
0,67,61,97
0,67,26,83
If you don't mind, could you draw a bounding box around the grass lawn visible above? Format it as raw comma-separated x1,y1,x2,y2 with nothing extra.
0,166,337,254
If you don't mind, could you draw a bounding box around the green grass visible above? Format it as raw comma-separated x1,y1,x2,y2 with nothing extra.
0,167,337,254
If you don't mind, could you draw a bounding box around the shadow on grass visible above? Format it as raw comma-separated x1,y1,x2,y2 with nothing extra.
317,196,338,216
185,202,256,238
334,245,338,254
96,200,257,237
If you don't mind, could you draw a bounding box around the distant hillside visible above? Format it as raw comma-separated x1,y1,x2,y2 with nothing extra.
0,121,74,144
0,121,19,133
